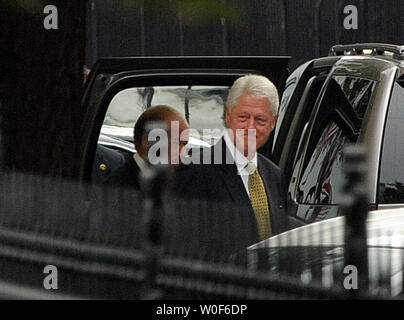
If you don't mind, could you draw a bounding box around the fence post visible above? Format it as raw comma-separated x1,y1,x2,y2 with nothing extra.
139,121,172,299
342,144,369,299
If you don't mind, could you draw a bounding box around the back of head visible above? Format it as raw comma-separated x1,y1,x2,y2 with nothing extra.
227,74,279,116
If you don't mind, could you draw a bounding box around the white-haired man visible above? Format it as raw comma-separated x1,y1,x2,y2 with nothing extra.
175,74,288,244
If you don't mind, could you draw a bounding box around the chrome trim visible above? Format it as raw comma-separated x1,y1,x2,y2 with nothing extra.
378,204,404,210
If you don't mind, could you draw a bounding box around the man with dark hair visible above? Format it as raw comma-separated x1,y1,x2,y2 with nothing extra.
102,105,189,189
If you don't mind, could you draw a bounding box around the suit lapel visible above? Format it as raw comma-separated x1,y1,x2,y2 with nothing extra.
213,139,278,215
257,156,272,203
214,138,251,207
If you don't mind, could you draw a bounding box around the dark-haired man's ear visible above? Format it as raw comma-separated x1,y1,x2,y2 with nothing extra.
136,134,148,159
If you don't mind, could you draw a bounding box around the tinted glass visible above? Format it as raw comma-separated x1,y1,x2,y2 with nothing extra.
298,122,348,205
379,80,404,204
296,76,376,205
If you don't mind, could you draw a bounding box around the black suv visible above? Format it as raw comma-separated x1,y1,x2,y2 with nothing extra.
80,44,404,226
273,43,404,224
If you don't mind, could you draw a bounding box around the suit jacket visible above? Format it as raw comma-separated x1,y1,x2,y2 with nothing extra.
101,158,141,190
92,145,125,184
174,138,289,240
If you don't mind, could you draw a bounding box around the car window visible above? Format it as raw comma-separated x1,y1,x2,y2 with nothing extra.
379,80,404,204
99,85,229,152
294,76,376,206
272,61,314,159
298,122,348,205
278,74,329,185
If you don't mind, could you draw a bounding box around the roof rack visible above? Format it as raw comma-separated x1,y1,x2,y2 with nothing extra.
329,43,404,60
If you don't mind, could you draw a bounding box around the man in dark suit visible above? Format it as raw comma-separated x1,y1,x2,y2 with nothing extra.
175,74,289,243
92,144,126,184
102,105,189,190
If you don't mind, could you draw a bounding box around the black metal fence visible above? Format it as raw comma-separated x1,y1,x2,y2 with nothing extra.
0,146,403,299
85,0,404,71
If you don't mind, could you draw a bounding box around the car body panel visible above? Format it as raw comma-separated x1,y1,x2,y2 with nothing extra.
251,208,404,249
235,208,404,296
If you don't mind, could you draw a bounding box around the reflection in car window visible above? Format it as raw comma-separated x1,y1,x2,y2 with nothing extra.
296,76,375,206
379,80,404,204
100,85,229,150
334,76,374,120
299,122,348,205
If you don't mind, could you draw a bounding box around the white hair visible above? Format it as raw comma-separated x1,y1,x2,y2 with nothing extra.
226,74,279,115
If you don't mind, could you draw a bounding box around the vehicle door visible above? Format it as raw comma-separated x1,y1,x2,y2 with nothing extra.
288,59,380,223
273,57,340,186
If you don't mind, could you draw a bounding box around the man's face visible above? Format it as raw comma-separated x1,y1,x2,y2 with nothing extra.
225,92,277,157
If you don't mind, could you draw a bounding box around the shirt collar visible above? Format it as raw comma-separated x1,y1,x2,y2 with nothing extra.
133,152,148,173
223,129,257,173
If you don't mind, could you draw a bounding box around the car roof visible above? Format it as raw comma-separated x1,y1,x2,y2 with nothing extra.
327,43,404,76
250,207,404,249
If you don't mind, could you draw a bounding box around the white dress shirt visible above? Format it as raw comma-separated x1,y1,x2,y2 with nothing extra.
223,130,257,198
133,152,147,173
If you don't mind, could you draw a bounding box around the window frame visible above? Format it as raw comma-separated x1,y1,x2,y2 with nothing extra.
289,74,377,208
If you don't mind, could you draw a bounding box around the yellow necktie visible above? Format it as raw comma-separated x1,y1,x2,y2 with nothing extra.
246,162,272,240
